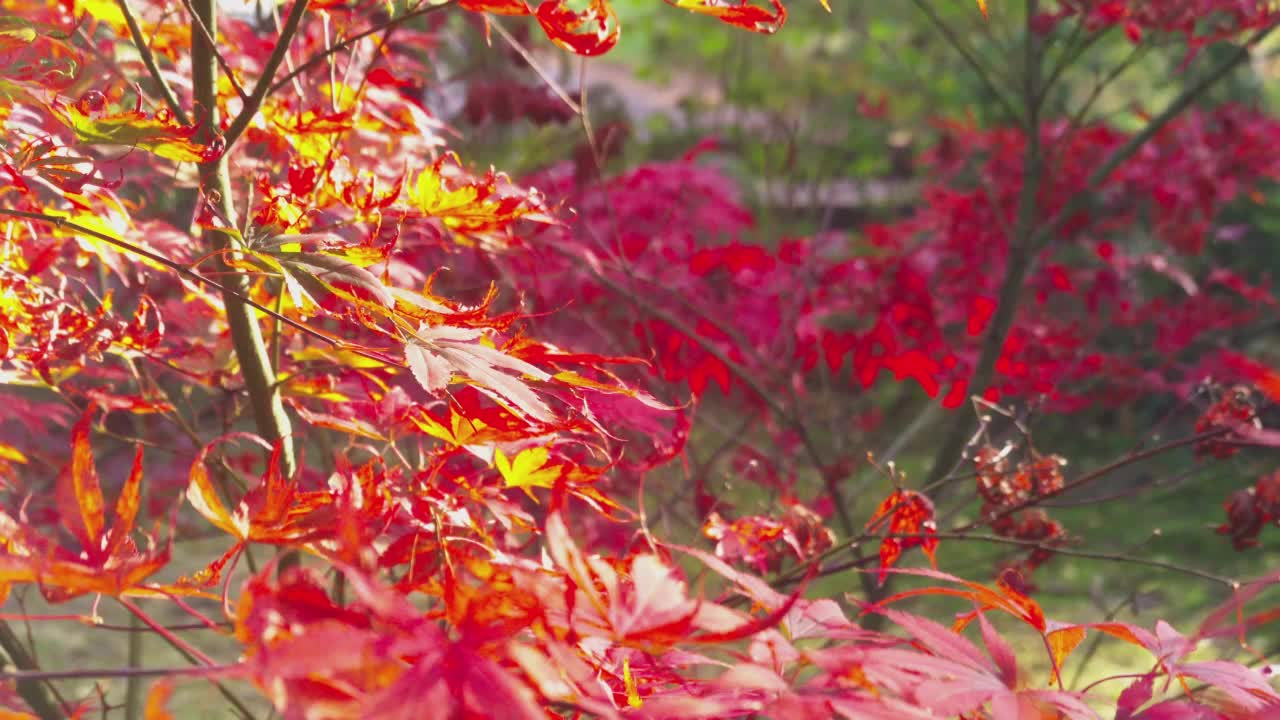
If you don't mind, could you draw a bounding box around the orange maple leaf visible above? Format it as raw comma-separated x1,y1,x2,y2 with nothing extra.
866,489,939,585
0,410,174,602
665,0,787,34
186,435,337,546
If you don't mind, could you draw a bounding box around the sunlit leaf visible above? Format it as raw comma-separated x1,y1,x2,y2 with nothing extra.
405,324,554,423
1046,624,1088,680
494,446,561,499
54,104,210,162
535,0,620,56
865,489,938,585
664,0,787,34
57,409,105,552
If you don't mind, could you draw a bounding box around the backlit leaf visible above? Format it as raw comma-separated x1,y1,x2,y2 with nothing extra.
664,0,787,34
535,0,620,56
1046,624,1088,679
405,324,554,423
143,679,176,720
55,104,209,162
494,446,562,498
865,489,938,584
58,409,105,552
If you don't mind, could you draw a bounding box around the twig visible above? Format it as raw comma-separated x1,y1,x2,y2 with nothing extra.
491,18,581,115
950,428,1231,533
909,0,1022,124
0,665,231,682
268,1,456,97
1040,20,1278,246
545,242,856,534
118,599,216,667
1068,590,1141,690
117,599,257,720
766,427,1229,592
115,0,192,124
0,621,66,720
178,0,250,103
820,531,1236,587
222,0,312,149
920,18,1277,491
0,209,391,364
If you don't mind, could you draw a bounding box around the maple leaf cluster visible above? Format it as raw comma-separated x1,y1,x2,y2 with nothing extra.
970,445,1069,587
1045,0,1280,45
1195,386,1262,459
858,488,938,585
702,503,836,574
1205,357,1280,549
1216,470,1280,550
477,105,1280,445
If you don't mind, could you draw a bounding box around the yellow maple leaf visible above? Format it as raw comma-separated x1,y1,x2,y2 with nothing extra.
494,446,561,500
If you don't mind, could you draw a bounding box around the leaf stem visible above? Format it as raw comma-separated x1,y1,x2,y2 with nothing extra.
117,598,258,720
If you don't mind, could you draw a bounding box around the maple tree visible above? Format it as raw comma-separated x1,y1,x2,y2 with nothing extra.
2,0,1280,718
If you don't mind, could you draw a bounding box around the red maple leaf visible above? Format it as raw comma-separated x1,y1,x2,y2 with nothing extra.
866,489,939,584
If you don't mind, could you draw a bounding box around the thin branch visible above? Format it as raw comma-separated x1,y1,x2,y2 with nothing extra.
0,621,66,720
118,599,215,667
1037,16,1098,105
767,427,1229,593
267,1,456,96
546,242,856,535
909,0,1022,124
0,209,386,361
1068,590,1141,689
1041,20,1278,244
0,666,231,682
222,0,312,150
115,0,192,124
491,18,581,115
921,18,1277,491
178,0,250,103
117,599,257,720
950,427,1230,534
1065,38,1148,127
853,532,1237,587
99,620,232,632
